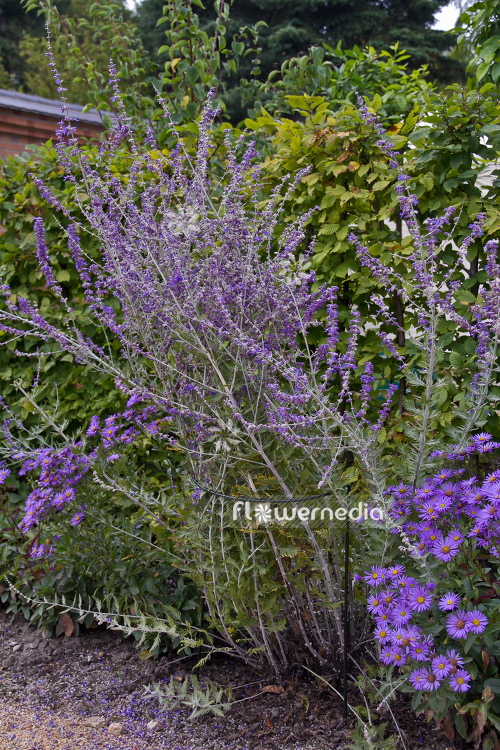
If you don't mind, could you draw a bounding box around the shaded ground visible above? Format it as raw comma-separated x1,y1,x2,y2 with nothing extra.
0,609,465,749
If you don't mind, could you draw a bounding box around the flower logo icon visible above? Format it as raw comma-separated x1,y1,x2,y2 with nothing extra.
254,503,272,524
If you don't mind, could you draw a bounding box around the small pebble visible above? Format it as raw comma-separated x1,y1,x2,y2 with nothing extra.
108,721,123,736
83,716,107,729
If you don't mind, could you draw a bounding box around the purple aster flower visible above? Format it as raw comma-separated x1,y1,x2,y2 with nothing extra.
86,416,100,436
440,481,457,499
418,502,438,520
387,564,405,580
126,393,143,408
446,610,469,639
392,647,406,667
380,647,395,665
434,495,452,514
417,483,434,499
409,668,427,690
30,542,46,559
364,566,384,586
477,504,500,527
438,592,460,611
485,472,500,485
449,669,471,692
107,453,121,462
410,642,430,661
432,535,460,562
367,594,384,615
389,629,405,647
0,468,10,484
397,576,415,592
394,483,411,497
446,648,465,669
409,587,433,613
422,528,438,544
393,606,413,626
101,425,118,441
465,610,488,635
374,626,391,644
380,589,396,608
422,670,441,691
70,511,84,526
431,655,452,678
434,469,454,483
474,433,492,445
448,528,465,545
397,626,420,651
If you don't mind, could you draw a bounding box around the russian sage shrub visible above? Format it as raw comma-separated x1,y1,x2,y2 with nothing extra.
0,77,499,685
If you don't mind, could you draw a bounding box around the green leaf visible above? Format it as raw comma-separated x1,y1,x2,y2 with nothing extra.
186,66,199,85
454,712,467,740
449,351,464,369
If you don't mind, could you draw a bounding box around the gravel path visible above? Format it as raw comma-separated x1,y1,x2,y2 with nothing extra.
0,609,455,750
0,701,150,750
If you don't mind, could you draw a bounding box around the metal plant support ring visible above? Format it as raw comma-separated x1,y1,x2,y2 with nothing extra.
191,477,351,719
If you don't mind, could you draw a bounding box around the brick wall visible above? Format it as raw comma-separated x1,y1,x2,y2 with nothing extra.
0,105,104,160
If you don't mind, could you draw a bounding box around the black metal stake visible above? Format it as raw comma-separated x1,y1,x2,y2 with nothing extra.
195,598,204,680
343,519,349,719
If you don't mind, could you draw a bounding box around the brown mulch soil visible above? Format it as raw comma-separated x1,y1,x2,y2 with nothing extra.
0,608,468,749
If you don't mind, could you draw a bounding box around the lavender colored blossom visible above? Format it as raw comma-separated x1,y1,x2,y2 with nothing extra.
0,468,10,484
446,610,470,639
449,669,471,692
465,610,488,635
86,416,100,436
408,587,433,613
432,535,460,562
438,593,460,611
364,566,385,587
70,511,85,526
421,671,441,692
409,668,427,690
446,648,465,669
431,655,452,678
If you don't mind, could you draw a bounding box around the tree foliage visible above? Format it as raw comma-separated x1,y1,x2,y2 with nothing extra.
138,0,464,92
458,0,500,87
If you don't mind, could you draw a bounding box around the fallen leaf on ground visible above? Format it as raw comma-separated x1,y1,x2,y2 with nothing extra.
262,685,284,694
58,613,74,637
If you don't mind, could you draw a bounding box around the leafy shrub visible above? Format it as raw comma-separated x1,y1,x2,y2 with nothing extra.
250,84,500,437
2,83,500,694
